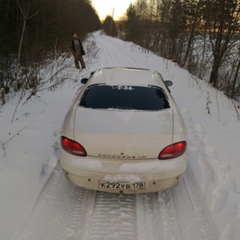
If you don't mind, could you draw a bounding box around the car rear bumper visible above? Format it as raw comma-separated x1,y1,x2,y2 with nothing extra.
60,150,188,193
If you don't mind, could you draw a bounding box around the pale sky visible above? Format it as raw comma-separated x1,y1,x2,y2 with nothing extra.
91,0,135,20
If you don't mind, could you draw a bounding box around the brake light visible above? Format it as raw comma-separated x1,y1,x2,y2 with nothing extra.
158,141,187,160
61,136,87,156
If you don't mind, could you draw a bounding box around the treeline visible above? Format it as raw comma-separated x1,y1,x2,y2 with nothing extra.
0,0,101,93
1,0,239,102
121,0,240,100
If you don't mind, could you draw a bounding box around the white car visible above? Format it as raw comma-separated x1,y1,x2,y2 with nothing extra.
60,67,188,193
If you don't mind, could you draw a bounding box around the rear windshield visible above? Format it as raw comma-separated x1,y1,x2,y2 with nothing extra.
79,85,170,111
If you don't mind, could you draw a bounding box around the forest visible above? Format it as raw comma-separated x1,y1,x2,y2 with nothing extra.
0,0,101,97
122,0,240,101
0,0,239,103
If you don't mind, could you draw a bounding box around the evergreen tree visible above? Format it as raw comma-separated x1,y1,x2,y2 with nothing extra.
102,16,117,37
125,4,141,44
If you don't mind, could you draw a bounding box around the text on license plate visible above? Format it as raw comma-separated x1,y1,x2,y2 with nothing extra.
98,180,146,190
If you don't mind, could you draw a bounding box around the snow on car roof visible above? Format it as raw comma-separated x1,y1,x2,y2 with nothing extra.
88,67,165,87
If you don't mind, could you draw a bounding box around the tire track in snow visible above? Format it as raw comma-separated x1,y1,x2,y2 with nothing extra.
173,168,218,240
96,36,141,68
17,165,97,240
16,166,218,240
17,166,137,240
101,45,127,67
80,191,137,240
135,170,218,240
136,191,182,240
135,194,156,240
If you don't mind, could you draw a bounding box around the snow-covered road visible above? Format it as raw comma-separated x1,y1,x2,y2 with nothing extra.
17,164,217,240
1,31,239,240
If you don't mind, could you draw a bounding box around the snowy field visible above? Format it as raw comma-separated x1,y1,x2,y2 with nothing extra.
0,31,239,240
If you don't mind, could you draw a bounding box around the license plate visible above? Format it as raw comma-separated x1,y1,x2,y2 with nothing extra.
98,180,146,190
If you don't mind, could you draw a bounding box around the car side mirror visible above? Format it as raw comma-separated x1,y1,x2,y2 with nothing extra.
81,78,88,84
164,80,173,87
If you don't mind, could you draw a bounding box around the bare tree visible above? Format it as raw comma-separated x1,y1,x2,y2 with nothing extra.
230,51,240,99
202,0,240,88
183,0,202,65
15,0,38,90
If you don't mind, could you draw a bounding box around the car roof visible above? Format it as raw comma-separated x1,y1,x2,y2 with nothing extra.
87,67,165,87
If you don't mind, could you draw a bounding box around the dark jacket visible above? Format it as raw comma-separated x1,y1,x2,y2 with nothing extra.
71,39,85,55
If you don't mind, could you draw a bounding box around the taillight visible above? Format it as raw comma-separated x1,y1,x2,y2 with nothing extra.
61,136,87,156
158,141,187,160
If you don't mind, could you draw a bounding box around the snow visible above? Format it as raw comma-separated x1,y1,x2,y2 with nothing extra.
0,31,240,240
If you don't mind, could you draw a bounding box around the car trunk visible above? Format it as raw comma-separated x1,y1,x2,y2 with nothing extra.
73,108,173,159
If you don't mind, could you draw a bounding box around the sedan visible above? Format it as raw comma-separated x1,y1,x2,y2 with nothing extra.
60,67,188,193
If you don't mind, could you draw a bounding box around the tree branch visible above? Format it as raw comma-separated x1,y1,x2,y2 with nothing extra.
1,120,33,157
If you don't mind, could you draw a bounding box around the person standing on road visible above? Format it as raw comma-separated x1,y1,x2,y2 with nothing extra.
71,33,86,69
